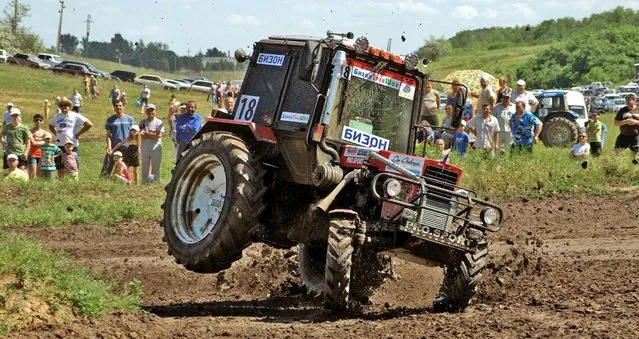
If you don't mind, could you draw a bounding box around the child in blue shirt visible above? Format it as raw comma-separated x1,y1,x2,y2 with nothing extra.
453,122,470,157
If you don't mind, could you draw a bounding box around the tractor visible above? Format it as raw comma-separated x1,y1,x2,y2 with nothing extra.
534,90,588,147
161,31,504,312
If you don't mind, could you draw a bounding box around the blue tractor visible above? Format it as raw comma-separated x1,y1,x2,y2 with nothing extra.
533,90,588,147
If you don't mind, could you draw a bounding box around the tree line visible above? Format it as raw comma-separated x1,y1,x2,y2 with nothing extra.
417,7,639,88
1,1,242,73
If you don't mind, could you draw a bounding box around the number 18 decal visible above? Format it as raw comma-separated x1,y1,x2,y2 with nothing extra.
234,95,260,122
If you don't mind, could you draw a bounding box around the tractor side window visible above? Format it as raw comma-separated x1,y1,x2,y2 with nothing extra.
235,46,289,126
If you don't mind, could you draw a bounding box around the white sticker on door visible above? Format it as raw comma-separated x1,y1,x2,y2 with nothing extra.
257,53,285,67
280,112,310,124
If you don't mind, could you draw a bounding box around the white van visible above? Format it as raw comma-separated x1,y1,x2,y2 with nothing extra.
37,53,63,66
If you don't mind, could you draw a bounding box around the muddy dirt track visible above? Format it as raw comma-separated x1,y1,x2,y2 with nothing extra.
7,193,639,338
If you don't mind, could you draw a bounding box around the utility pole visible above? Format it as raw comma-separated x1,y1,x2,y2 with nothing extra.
84,14,92,56
387,38,392,52
55,0,65,54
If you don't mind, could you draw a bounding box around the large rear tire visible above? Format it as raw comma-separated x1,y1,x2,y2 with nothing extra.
323,219,356,311
541,117,578,147
162,132,266,273
433,239,488,312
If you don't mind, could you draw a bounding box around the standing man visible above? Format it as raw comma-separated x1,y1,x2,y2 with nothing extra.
139,104,165,183
70,88,83,113
1,109,36,170
613,93,639,163
421,80,440,127
110,84,121,107
102,99,135,176
139,85,151,114
510,79,539,113
49,97,93,178
175,101,203,158
467,104,500,156
212,97,236,119
476,76,496,115
492,93,516,150
509,101,542,153
3,102,15,125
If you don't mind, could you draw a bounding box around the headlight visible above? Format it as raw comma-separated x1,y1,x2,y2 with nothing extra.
354,36,369,54
404,53,418,70
384,178,402,197
480,207,499,225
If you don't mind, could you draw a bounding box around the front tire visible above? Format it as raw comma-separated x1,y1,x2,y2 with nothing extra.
433,240,488,312
323,219,356,310
162,132,266,273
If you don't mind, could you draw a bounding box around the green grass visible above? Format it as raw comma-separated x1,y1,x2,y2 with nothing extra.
420,44,550,87
0,232,141,334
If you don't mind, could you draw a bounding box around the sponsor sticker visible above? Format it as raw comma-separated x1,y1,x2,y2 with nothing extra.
385,152,426,176
257,53,285,67
343,146,372,157
280,111,310,124
341,126,390,151
351,66,401,90
345,156,365,165
398,82,415,100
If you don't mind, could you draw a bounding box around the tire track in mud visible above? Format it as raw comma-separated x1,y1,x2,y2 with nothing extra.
7,193,639,337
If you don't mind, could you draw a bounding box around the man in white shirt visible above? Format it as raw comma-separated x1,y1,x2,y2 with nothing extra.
467,104,500,155
3,102,14,125
510,79,539,112
476,76,496,115
492,94,516,150
139,85,151,114
70,88,83,113
49,97,93,177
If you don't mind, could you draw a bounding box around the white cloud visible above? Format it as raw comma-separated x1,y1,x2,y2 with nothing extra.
226,14,260,26
455,5,479,19
366,0,437,14
482,8,498,19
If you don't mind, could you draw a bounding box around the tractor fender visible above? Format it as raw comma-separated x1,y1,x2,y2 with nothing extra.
543,111,578,124
191,117,278,145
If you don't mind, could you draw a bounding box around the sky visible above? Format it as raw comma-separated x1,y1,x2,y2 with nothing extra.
21,0,639,57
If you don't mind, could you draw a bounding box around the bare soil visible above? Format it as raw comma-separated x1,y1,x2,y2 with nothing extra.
6,193,639,338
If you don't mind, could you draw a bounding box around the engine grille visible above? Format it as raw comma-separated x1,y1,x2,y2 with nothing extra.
418,165,460,231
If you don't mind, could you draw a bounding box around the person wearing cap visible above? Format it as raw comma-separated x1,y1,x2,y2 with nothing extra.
453,120,470,157
110,151,131,184
27,114,48,178
510,79,539,112
102,99,135,177
509,101,543,152
62,138,79,180
467,103,500,156
492,92,516,151
139,104,165,184
39,132,62,179
1,108,39,170
1,154,29,182
49,96,93,178
613,93,639,163
90,75,99,99
420,80,440,127
586,111,603,157
175,101,203,158
111,124,141,185
3,102,15,125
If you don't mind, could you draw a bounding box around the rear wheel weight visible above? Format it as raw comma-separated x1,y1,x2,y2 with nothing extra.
323,219,356,311
162,132,266,273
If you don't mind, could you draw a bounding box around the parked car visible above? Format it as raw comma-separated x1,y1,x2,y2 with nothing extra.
54,60,110,79
189,80,214,93
166,79,191,90
0,49,8,63
591,98,612,112
52,63,95,77
110,70,136,82
37,53,63,67
180,76,209,84
8,53,51,69
611,98,626,113
134,74,177,90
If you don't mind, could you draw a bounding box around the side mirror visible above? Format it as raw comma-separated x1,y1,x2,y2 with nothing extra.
234,49,248,63
451,87,467,129
299,41,320,82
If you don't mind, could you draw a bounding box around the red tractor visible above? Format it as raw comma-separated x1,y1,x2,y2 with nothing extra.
162,32,503,311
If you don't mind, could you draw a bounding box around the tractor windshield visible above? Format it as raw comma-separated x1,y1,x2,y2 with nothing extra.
329,59,417,152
